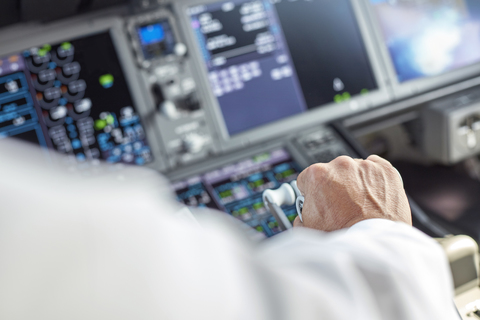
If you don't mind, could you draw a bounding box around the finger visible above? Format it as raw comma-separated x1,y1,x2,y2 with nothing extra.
293,216,304,228
366,155,403,186
296,163,327,196
366,154,392,167
296,165,312,195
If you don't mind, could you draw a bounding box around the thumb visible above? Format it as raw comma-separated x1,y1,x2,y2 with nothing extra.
293,216,304,228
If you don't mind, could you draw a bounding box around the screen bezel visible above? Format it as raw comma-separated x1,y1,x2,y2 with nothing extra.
175,0,392,152
361,0,480,100
0,17,167,171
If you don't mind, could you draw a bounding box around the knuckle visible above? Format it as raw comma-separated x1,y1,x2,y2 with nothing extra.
333,155,354,168
361,159,376,170
367,154,381,162
310,163,327,178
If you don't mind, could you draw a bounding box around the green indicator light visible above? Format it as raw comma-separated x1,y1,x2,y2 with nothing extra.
269,221,278,228
334,94,343,104
38,49,47,57
361,89,369,95
253,202,264,210
253,153,270,163
288,215,297,222
342,92,351,100
43,44,52,52
61,42,72,51
94,119,107,131
99,74,114,89
220,190,232,198
106,114,115,125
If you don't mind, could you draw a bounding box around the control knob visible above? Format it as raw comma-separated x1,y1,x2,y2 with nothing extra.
160,100,182,120
183,132,207,154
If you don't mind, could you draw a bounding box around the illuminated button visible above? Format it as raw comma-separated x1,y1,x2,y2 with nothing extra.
5,80,19,93
63,62,81,76
50,106,67,120
174,43,188,57
68,80,86,94
44,87,62,101
38,69,56,83
10,63,19,72
13,117,25,126
99,74,114,89
74,98,92,113
57,42,74,58
32,52,50,66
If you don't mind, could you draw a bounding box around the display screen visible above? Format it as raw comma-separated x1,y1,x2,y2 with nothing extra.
0,32,153,165
188,0,377,136
136,20,176,60
369,0,480,82
172,148,302,238
139,24,166,45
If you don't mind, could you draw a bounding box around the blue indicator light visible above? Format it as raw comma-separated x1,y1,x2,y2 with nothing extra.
72,139,81,149
138,24,165,45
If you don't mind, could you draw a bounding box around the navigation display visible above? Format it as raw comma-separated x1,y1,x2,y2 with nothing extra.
188,0,378,136
0,32,153,165
369,0,480,82
136,20,176,60
172,148,301,238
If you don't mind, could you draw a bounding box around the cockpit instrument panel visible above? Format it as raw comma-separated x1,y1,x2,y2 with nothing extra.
0,31,153,165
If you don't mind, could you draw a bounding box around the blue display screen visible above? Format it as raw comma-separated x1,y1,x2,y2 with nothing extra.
138,24,165,45
370,0,480,82
188,0,377,136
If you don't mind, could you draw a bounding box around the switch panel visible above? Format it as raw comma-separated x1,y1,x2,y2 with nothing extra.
127,9,215,167
422,91,480,164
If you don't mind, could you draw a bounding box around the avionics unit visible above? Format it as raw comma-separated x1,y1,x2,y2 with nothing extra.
0,18,164,169
172,148,302,238
127,9,217,168
175,0,391,151
363,0,480,99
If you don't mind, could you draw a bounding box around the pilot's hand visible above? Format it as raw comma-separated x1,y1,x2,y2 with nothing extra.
294,155,411,232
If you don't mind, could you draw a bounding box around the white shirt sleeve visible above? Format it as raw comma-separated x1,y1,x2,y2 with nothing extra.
257,219,459,320
0,141,459,320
